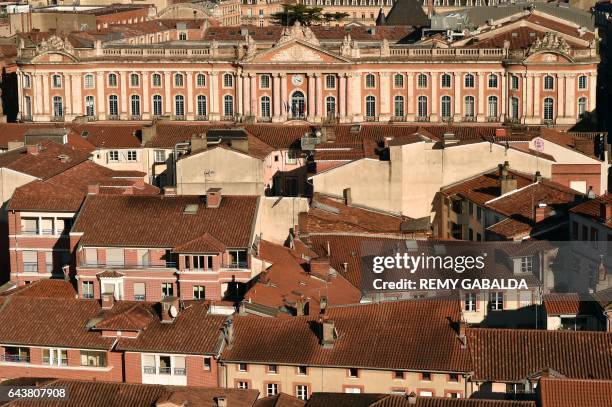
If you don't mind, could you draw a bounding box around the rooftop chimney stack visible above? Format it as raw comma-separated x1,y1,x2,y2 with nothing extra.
499,162,517,195
160,296,180,323
310,258,331,278
534,171,543,182
163,186,176,196
535,203,548,223
87,183,99,195
407,391,417,405
600,201,612,221
101,293,115,309
320,296,328,314
206,188,222,208
215,397,227,407
26,144,40,155
320,316,336,348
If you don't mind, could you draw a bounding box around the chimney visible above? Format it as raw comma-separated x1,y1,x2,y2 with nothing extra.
600,201,612,221
535,203,548,223
296,298,308,316
101,293,115,309
343,188,352,206
191,134,208,152
140,123,157,146
320,316,336,348
499,161,510,177
457,318,467,348
88,183,99,195
224,319,234,347
26,144,40,155
534,171,542,182
500,175,517,195
214,397,227,407
160,296,179,323
163,186,177,196
495,128,507,138
310,258,330,277
319,295,328,314
206,188,222,208
407,391,417,404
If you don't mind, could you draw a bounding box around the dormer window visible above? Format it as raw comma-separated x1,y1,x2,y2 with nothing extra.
520,256,533,273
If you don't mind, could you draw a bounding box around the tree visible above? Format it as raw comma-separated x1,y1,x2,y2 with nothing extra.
271,4,349,26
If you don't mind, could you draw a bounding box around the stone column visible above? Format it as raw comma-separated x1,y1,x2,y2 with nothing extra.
209,72,219,120
164,72,172,115
476,72,485,122
236,73,243,117
273,73,282,122
307,73,315,121
406,72,414,121
280,73,288,120
379,72,390,121
42,73,49,116
142,72,150,120
32,74,42,117
339,73,347,121
242,73,251,116
589,72,597,112
349,73,362,122
315,74,323,120
431,72,439,122
500,73,506,122
96,72,105,119
533,75,541,119
120,72,128,119
250,74,257,118
453,72,461,121
16,72,23,119
186,71,194,119
72,74,83,117
522,74,528,123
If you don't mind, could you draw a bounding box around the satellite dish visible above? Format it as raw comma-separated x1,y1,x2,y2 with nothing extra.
169,305,178,318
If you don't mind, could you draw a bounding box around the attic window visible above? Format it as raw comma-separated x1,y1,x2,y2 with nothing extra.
183,204,198,214
81,131,89,138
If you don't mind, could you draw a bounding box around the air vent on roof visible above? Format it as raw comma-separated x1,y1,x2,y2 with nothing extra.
183,204,198,214
81,131,89,138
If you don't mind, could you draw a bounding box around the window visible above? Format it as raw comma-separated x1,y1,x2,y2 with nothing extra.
223,73,233,88
153,95,163,116
84,74,94,88
108,150,119,162
449,373,459,382
179,32,187,40
194,73,206,88
578,75,587,90
464,96,475,118
394,73,404,88
464,292,476,311
394,95,404,117
441,95,452,118
134,282,145,301
23,74,31,88
578,97,587,117
130,73,139,87
175,95,185,116
224,95,234,117
510,97,519,119
464,74,474,88
23,96,32,119
109,95,119,117
326,75,336,89
298,366,307,375
154,149,166,163
42,349,67,366
238,363,247,372
80,351,106,367
162,283,173,298
82,281,94,299
394,370,404,379
193,285,205,300
268,364,278,374
417,96,427,118
52,96,63,118
260,74,270,89
441,74,451,88
52,74,62,88
108,73,118,87
127,150,137,162
488,74,498,88
543,97,554,121
131,95,141,117
417,74,427,88
85,96,95,117
520,257,533,273
4,347,30,363
296,385,309,401
421,372,432,381
326,96,336,116
174,73,184,87
365,73,375,88
195,95,206,117
266,383,279,396
348,368,359,377
544,75,554,90
204,357,212,371
237,381,249,389
261,96,271,118
511,75,519,90
365,96,376,118
489,291,504,311
228,250,247,268
152,73,162,87
487,96,498,118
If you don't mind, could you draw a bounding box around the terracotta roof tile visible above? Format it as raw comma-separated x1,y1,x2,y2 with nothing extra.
253,393,305,407
0,279,76,299
570,194,612,227
414,398,535,407
467,328,612,382
172,232,226,253
543,293,601,316
539,377,612,407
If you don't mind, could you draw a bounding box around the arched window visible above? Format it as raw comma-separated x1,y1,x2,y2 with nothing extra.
179,32,187,41
260,75,270,89
175,95,185,116
464,96,475,118
53,96,63,117
130,73,139,87
510,97,519,120
131,95,141,117
52,74,62,88
85,96,95,117
326,75,336,89
464,74,474,88
578,97,587,117
487,96,498,118
84,74,94,89
152,73,162,87
196,74,206,87
543,97,554,121
108,73,118,87
417,96,428,118
224,95,234,117
326,96,336,116
260,96,271,118
578,75,587,90
108,95,118,117
365,74,375,88
417,74,427,88
394,74,404,88
174,73,184,87
511,75,519,90
197,95,207,117
153,95,162,116
441,74,451,88
223,73,233,88
488,74,498,88
441,96,452,118
365,95,376,118
290,91,305,119
544,75,554,90
394,95,404,117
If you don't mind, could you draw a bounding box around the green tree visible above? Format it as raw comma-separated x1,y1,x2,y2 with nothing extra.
271,4,349,26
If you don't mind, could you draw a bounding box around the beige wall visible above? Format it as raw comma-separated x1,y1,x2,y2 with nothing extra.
0,168,37,210
254,196,309,244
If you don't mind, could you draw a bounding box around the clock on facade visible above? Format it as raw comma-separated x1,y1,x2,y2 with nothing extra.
292,75,303,86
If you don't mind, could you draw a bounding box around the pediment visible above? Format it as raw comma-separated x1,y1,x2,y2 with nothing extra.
524,51,573,64
31,51,78,63
245,40,351,64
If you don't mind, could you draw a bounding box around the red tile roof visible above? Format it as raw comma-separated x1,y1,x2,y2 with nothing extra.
71,194,258,248
172,232,226,254
539,377,612,407
467,328,612,382
0,279,76,299
222,299,472,372
253,393,305,407
68,123,143,148
93,302,156,331
570,194,612,228
543,293,599,316
415,398,535,407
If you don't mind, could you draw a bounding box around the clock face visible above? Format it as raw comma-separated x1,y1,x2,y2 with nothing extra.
292,75,303,86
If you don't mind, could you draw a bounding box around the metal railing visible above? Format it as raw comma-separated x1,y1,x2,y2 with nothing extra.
79,262,177,269
23,263,38,273
159,367,172,375
415,116,430,122
1,354,30,363
134,295,145,301
222,262,249,269
174,368,186,375
143,366,156,374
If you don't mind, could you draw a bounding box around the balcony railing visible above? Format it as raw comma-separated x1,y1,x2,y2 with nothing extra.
79,262,177,269
364,115,379,122
415,116,430,122
173,115,186,121
51,116,65,122
159,367,172,375
462,116,476,122
108,115,119,121
134,295,145,301
195,115,208,121
83,293,94,299
174,368,186,375
222,262,249,269
1,354,30,363
487,116,500,122
143,366,156,374
390,116,407,122
258,116,272,123
23,263,38,272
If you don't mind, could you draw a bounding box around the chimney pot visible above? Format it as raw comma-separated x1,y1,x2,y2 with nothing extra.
215,397,227,407
535,203,548,223
206,188,222,208
534,171,542,182
600,200,612,221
